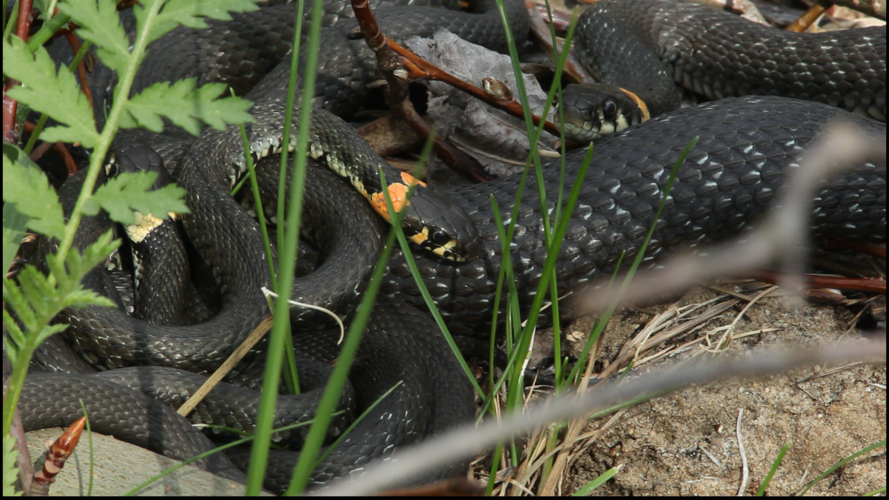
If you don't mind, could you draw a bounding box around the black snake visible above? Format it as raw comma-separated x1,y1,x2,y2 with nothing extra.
17,0,887,493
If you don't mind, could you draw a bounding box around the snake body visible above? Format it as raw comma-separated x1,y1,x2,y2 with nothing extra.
383,97,886,335
574,0,886,120
19,0,887,493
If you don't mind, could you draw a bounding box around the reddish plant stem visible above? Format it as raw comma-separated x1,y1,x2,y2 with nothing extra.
65,31,96,121
388,39,564,139
28,418,87,496
527,3,592,85
3,348,34,494
351,0,406,105
23,121,78,174
397,99,495,182
822,237,887,259
29,140,55,160
3,0,35,145
754,271,887,294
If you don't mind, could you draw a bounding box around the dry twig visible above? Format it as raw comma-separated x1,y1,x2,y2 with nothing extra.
734,408,749,495
786,0,833,32
389,39,564,140
349,0,493,181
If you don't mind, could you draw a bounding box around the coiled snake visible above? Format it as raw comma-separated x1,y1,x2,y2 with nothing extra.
18,0,887,493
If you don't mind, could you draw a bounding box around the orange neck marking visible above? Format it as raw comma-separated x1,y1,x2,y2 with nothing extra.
619,88,650,121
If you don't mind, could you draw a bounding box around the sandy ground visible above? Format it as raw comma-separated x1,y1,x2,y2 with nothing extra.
559,286,886,496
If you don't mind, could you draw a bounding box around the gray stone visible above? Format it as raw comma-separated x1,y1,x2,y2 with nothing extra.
24,428,264,496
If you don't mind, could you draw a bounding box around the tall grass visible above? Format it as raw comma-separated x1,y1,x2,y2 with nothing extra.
244,0,325,492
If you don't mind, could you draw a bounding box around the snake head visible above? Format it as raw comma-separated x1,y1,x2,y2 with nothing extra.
395,185,482,262
558,83,648,142
107,136,174,191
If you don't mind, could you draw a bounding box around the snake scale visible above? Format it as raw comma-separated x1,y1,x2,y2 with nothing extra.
16,0,887,493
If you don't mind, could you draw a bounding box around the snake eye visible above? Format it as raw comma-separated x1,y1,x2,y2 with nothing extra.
105,157,120,177
431,229,451,245
603,99,617,118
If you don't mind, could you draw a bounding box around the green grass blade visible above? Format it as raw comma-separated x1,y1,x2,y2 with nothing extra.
77,399,95,497
273,0,308,398
312,381,403,467
566,250,625,385
283,196,402,495
492,0,550,242
24,13,70,52
124,420,316,496
286,136,475,490
757,442,790,496
481,195,522,417
235,99,275,286
485,442,505,495
566,136,698,384
571,466,620,495
246,0,327,490
477,13,583,457
276,0,306,255
3,0,18,42
796,439,885,496
234,95,301,397
507,141,594,391
282,136,435,494
385,136,484,398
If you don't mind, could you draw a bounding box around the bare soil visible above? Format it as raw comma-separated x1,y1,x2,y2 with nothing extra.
561,286,886,496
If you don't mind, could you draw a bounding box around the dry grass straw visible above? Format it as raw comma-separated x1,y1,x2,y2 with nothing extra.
483,280,788,494
482,275,883,494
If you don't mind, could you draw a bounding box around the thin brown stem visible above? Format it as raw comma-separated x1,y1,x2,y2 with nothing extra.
29,139,54,161
786,0,833,32
351,0,409,107
396,98,495,182
65,32,96,122
351,0,495,180
527,3,592,85
3,349,34,494
23,121,78,175
3,0,35,144
388,39,564,139
822,237,887,259
754,271,887,294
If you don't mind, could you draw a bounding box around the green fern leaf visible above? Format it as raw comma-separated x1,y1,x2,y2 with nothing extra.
123,79,253,135
2,36,100,148
141,0,261,44
85,171,189,225
2,155,67,241
57,0,131,74
3,435,22,496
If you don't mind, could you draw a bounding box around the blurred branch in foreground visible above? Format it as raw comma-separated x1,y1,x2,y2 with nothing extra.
323,337,885,495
